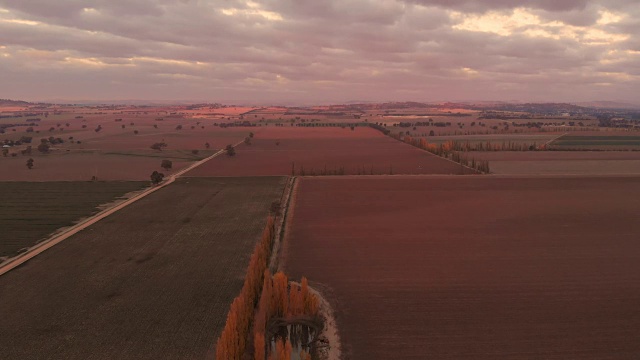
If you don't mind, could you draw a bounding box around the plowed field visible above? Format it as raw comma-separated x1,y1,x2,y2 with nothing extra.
187,127,476,176
284,176,640,359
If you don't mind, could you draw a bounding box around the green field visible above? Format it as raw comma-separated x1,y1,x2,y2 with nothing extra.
552,135,640,148
0,181,147,258
426,134,557,145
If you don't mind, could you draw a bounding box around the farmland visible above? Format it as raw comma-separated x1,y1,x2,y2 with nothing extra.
3,101,640,359
422,133,560,148
472,151,640,175
283,176,640,359
550,134,640,150
0,176,286,360
0,108,252,181
186,127,477,176
0,181,146,259
0,152,198,181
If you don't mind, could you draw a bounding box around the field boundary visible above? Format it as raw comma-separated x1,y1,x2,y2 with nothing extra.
414,144,482,174
0,141,243,277
369,123,483,174
269,176,297,273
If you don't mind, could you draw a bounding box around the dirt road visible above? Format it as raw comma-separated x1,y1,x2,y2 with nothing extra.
0,144,238,277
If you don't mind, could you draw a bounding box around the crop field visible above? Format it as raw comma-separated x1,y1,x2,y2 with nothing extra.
0,176,286,360
551,134,640,149
424,133,559,146
186,127,477,176
472,151,640,175
0,181,146,259
283,176,640,359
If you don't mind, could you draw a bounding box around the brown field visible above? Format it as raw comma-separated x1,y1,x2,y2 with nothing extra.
0,152,195,181
186,127,477,176
283,176,640,359
472,151,640,175
1,110,254,181
0,176,286,360
1,113,250,151
0,181,146,259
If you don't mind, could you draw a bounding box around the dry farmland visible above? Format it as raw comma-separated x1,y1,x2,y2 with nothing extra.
0,109,252,181
0,152,197,181
0,181,146,259
0,176,286,360
283,176,640,359
186,126,477,176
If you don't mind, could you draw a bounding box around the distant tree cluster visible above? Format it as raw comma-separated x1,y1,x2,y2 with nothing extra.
398,135,490,173
150,171,164,184
150,142,168,151
161,159,172,171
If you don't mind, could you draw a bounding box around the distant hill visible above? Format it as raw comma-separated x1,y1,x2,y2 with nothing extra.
0,99,32,107
574,101,640,110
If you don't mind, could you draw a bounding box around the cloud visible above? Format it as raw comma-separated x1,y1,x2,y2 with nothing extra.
0,0,638,104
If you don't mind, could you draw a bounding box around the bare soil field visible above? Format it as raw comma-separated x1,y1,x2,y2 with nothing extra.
186,127,477,176
1,110,253,180
1,113,250,152
0,181,146,259
473,151,640,175
0,176,286,360
283,176,640,359
0,152,194,181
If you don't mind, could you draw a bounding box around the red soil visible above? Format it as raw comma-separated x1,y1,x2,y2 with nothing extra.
283,176,640,359
2,112,250,153
186,127,476,176
0,153,190,181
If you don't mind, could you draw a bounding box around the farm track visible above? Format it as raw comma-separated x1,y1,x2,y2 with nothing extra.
544,132,569,146
0,141,242,277
0,176,287,360
0,182,147,259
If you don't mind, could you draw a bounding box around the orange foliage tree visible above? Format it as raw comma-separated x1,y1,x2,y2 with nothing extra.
216,216,275,360
215,216,322,360
252,273,320,359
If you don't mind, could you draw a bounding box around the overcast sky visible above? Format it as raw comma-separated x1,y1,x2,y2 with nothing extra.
1,0,639,105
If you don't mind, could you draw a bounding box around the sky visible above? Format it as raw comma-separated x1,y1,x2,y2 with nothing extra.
0,0,639,105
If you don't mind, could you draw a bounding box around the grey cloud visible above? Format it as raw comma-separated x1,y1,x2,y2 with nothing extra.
400,0,591,12
0,0,639,103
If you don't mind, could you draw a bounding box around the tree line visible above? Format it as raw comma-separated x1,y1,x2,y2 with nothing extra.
215,216,276,360
398,135,491,173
